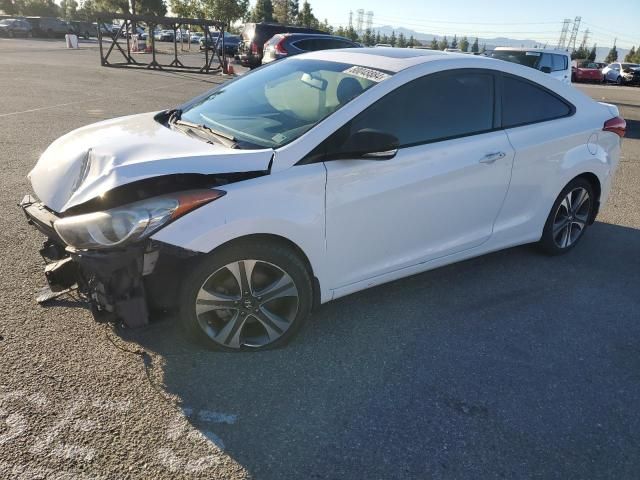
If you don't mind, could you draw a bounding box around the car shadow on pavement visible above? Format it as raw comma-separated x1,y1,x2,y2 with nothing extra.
127,221,640,479
623,119,640,140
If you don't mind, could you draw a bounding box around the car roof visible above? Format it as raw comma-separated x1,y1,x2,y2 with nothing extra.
281,33,352,41
494,47,570,56
300,47,473,73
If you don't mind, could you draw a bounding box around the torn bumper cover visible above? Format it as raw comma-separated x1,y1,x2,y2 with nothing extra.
20,195,193,328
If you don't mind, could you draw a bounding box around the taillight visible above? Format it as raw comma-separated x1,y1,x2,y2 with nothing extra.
250,41,258,54
603,116,626,138
274,37,288,55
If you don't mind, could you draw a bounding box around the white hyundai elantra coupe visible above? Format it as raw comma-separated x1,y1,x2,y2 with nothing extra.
21,48,625,350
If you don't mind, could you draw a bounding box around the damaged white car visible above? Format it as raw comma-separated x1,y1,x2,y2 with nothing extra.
21,49,625,350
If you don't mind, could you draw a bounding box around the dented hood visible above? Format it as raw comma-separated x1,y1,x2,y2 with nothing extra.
28,112,273,212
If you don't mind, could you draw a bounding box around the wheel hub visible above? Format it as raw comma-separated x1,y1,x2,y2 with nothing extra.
195,259,299,349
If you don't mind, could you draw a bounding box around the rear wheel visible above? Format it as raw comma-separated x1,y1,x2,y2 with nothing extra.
616,76,624,85
179,240,313,351
538,178,595,255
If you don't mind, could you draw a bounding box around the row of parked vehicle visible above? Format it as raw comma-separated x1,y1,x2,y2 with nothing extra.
0,15,97,39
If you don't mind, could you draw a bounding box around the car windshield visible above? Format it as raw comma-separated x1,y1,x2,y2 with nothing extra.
621,63,640,69
578,61,598,68
491,50,542,68
180,58,390,148
0,19,15,26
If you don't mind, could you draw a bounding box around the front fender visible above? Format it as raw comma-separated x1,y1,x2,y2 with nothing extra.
150,163,331,302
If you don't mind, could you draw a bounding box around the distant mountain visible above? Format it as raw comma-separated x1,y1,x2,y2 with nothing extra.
373,25,628,62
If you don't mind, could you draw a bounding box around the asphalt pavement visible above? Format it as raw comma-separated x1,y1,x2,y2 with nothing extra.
1,38,639,479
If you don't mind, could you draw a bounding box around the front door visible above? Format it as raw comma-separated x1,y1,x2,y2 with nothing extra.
322,69,514,289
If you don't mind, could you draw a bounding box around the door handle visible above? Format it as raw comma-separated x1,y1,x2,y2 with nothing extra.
479,151,506,164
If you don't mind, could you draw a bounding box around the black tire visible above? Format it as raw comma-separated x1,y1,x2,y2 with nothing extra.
179,239,313,351
538,178,595,255
616,76,624,85
8,30,14,38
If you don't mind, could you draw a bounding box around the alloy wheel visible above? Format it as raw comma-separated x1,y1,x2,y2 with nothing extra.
195,260,299,349
552,187,591,249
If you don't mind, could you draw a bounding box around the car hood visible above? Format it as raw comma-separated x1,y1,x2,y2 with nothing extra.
28,112,273,213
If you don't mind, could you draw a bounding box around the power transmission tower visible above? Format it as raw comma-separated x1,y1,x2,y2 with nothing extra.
356,9,364,34
348,10,353,30
567,16,581,51
366,11,373,32
557,18,571,49
579,28,590,50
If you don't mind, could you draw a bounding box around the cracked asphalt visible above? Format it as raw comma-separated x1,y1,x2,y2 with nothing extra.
1,39,639,479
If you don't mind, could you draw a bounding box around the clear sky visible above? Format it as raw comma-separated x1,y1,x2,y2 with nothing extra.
307,0,640,49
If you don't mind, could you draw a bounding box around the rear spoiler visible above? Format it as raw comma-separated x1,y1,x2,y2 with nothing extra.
598,101,620,118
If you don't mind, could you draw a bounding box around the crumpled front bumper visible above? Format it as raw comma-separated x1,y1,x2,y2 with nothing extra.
19,195,193,328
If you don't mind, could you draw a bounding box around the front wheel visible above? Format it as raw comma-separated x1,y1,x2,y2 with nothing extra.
538,178,595,255
179,240,313,351
616,76,624,85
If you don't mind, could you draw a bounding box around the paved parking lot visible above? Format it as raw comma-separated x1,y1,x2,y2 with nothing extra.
1,39,639,479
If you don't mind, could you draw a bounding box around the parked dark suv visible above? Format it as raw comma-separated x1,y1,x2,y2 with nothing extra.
70,20,95,39
262,33,359,64
238,22,324,68
199,32,241,56
25,17,71,38
0,18,33,37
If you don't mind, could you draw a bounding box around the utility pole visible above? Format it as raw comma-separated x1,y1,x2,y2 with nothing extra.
366,11,373,32
348,10,353,30
579,28,590,50
557,18,570,49
567,16,581,52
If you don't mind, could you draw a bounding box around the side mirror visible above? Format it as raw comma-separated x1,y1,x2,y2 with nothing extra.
337,129,400,160
540,66,552,74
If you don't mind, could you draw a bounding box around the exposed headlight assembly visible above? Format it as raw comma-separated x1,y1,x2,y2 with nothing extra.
54,189,225,250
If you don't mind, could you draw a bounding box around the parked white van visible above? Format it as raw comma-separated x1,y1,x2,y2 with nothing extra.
491,47,571,84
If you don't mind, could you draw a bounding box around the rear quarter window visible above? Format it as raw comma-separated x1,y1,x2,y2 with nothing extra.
552,54,568,71
502,75,573,128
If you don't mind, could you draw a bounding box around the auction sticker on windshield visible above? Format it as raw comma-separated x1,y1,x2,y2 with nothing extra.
343,66,391,83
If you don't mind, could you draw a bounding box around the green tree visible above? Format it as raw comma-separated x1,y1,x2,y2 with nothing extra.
389,30,396,47
273,0,288,23
381,33,389,44
459,36,469,52
345,25,358,42
60,0,78,19
481,42,486,53
362,28,373,46
438,35,448,50
20,0,61,16
375,31,381,44
605,45,618,63
137,0,166,16
335,25,345,37
450,34,457,49
0,0,18,14
571,45,590,60
588,44,597,61
318,18,332,33
289,0,299,24
429,37,438,49
299,0,317,28
397,32,406,48
624,46,636,62
408,35,415,47
251,0,273,22
471,37,479,53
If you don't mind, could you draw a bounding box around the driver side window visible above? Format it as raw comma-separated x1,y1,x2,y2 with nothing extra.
335,69,495,153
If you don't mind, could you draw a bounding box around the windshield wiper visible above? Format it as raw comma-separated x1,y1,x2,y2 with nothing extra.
169,113,237,148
